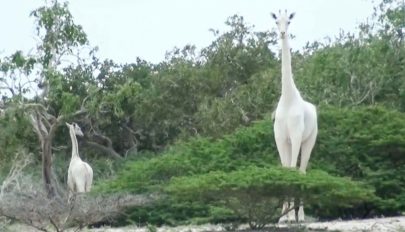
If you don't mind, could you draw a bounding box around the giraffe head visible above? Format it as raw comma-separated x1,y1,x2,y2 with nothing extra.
271,10,295,39
66,122,84,137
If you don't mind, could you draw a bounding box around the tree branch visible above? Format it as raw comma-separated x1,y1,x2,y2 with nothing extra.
30,113,48,140
0,151,33,197
48,109,87,139
84,141,122,160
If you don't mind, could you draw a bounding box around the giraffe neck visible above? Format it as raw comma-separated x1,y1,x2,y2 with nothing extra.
69,128,80,159
281,34,299,101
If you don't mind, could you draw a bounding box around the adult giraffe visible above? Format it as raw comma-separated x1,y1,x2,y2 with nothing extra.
271,10,318,222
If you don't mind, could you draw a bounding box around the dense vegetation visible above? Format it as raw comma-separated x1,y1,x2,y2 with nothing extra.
97,106,404,225
0,0,404,229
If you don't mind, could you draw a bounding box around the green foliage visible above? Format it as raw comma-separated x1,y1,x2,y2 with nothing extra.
96,118,277,194
131,61,206,149
95,119,277,225
0,107,38,175
295,0,405,110
201,15,278,92
114,199,213,227
98,105,405,224
194,69,280,137
167,166,372,205
312,105,405,216
166,166,374,228
30,1,88,66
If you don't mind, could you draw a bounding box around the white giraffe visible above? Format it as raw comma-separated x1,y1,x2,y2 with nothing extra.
66,122,93,200
271,10,318,222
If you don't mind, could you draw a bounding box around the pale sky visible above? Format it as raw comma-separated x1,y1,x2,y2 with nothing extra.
1,0,375,64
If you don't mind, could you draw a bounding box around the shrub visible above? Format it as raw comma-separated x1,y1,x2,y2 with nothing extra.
166,166,375,229
312,105,405,217
97,105,405,225
96,119,278,194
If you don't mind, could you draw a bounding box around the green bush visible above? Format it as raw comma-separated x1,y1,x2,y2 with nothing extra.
166,166,375,229
97,105,405,225
312,105,405,216
96,119,278,194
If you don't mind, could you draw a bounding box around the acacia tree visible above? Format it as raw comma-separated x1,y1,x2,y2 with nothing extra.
29,0,93,198
0,0,93,198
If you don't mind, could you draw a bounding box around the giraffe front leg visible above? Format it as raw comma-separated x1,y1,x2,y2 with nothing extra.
289,135,302,168
288,115,304,168
298,202,305,222
279,201,295,223
275,137,291,168
279,201,289,223
274,119,291,168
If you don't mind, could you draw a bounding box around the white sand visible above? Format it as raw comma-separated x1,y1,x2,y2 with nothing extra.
306,216,405,232
86,216,405,232
6,216,405,232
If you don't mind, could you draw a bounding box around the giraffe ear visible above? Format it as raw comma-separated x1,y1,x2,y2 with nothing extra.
271,13,277,20
289,12,295,19
65,122,71,127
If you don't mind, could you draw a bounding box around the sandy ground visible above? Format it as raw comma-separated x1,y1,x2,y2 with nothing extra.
5,216,405,232
306,216,405,232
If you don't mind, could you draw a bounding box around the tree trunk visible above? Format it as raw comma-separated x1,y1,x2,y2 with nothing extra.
42,138,55,198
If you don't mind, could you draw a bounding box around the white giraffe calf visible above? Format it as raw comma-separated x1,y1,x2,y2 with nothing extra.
66,122,93,200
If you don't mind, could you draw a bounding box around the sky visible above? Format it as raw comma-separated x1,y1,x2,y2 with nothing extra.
0,0,376,64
